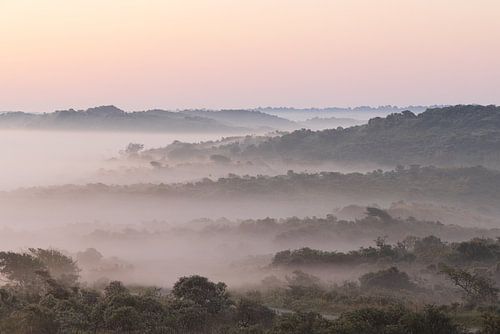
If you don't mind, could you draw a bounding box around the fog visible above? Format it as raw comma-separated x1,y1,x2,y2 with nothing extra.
0,129,358,286
0,130,227,190
1,107,499,320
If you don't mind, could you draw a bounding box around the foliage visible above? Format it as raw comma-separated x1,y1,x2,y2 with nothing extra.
272,240,413,267
24,166,500,214
270,312,334,334
0,304,59,334
28,248,79,286
0,252,46,288
234,298,275,328
273,236,500,268
359,267,415,291
173,275,231,314
479,311,500,334
0,247,494,333
136,105,500,168
440,265,498,305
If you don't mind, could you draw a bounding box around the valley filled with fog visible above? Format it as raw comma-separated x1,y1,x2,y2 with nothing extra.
0,130,231,190
1,105,500,333
3,1,500,331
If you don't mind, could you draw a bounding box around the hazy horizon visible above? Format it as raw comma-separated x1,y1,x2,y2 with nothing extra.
1,104,441,114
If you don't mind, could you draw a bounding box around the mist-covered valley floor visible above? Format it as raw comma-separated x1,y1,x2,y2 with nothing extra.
1,105,500,333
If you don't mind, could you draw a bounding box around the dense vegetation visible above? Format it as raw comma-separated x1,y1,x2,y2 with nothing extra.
273,236,500,269
3,105,500,333
231,210,498,245
251,105,500,167
253,236,500,333
1,248,499,333
143,105,500,168
115,210,499,252
14,165,500,213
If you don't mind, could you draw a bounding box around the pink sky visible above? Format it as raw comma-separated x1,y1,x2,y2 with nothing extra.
1,0,500,112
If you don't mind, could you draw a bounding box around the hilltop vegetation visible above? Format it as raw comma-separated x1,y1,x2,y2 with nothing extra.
161,210,500,250
140,105,500,168
272,236,500,269
249,105,500,167
13,165,500,213
259,236,500,326
0,105,361,133
0,106,293,133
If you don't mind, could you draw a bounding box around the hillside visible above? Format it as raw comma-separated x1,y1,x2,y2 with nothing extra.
0,106,344,133
6,165,500,212
0,106,248,133
182,105,500,168
180,109,296,130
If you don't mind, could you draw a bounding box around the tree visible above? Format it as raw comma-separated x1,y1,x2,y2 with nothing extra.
100,281,170,332
76,248,103,267
334,307,407,334
103,306,141,332
169,299,209,332
365,207,393,223
359,267,415,290
28,249,79,286
104,281,128,297
0,252,45,288
440,265,498,305
210,154,231,164
401,305,464,334
173,275,230,314
479,311,500,334
333,306,465,334
124,143,144,155
270,312,333,334
0,304,59,334
286,270,321,288
412,236,448,263
234,298,275,328
454,238,500,262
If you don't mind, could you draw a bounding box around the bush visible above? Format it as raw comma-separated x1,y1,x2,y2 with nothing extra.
359,267,415,290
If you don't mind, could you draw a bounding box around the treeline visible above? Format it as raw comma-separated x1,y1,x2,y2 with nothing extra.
260,236,500,330
66,209,500,252
271,236,500,309
249,105,500,167
0,248,499,333
235,209,498,245
273,236,500,269
254,266,500,332
142,105,500,168
0,106,248,133
12,166,500,211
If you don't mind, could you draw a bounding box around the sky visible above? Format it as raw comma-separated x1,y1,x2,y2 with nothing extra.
1,0,500,112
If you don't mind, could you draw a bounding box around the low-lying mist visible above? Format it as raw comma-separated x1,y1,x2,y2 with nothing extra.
2,107,500,332
0,130,232,190
0,195,497,287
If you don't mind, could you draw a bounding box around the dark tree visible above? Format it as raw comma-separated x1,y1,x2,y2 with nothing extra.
173,275,230,314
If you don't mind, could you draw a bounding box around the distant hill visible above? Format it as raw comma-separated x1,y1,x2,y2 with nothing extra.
297,116,364,130
0,106,338,133
180,109,296,130
152,105,500,168
258,105,431,121
5,166,500,217
246,105,500,167
0,105,436,133
0,106,250,133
